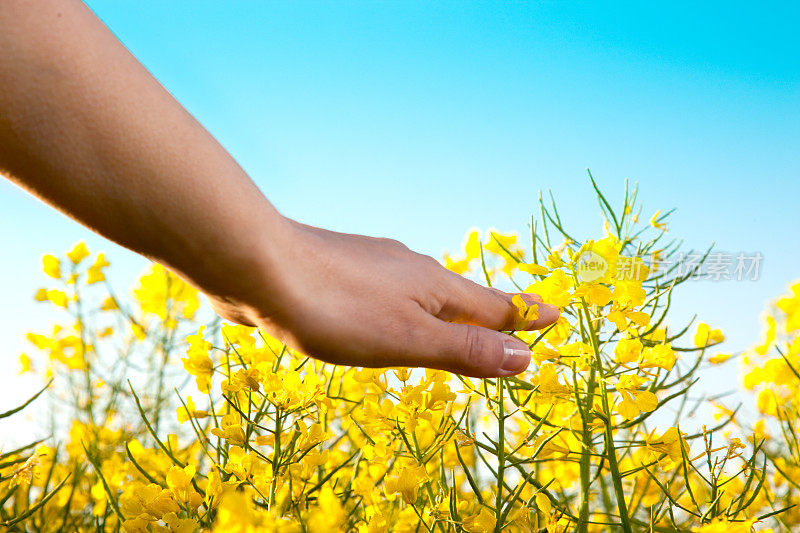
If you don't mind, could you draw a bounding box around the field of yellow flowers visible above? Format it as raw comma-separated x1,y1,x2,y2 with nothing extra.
2,178,799,532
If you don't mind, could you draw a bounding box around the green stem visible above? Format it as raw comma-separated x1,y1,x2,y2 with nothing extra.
582,300,633,533
578,370,596,532
600,400,633,533
494,377,506,533
576,306,596,533
270,408,282,510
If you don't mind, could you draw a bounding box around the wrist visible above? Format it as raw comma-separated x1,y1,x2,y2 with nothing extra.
167,198,295,316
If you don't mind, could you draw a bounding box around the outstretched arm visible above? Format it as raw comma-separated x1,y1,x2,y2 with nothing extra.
0,0,558,377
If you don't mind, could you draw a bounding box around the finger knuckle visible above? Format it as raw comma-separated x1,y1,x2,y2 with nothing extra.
421,253,441,267
381,237,407,250
461,326,486,369
474,287,517,330
390,311,425,360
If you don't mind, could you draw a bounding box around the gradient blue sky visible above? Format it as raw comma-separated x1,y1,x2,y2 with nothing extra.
1,1,798,420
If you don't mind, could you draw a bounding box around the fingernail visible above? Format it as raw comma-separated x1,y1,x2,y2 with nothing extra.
501,338,532,374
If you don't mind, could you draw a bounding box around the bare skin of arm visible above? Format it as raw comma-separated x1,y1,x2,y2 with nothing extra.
0,0,559,378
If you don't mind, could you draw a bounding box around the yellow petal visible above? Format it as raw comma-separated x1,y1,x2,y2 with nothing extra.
633,390,659,413
42,254,61,279
519,263,549,276
66,242,90,264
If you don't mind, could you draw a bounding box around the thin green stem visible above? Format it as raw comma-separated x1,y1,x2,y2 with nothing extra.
494,377,506,533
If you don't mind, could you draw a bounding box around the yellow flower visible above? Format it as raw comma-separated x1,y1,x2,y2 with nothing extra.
18,353,32,374
133,264,199,320
525,269,573,308
384,463,427,504
525,431,570,458
167,465,202,508
131,322,146,341
66,241,90,264
463,229,481,260
532,344,560,365
546,250,564,268
176,396,208,423
609,304,651,330
297,421,330,449
640,344,676,371
519,262,549,276
616,375,658,419
13,191,800,531
443,230,481,274
627,310,650,327
90,480,107,517
425,381,456,410
443,253,471,275
614,337,643,365
87,253,110,284
101,296,119,311
209,414,246,446
708,352,732,364
181,327,214,393
616,255,650,282
612,280,646,308
574,236,620,283
755,315,776,355
163,512,200,533
535,492,551,516
694,322,724,347
305,486,346,532
119,482,180,519
42,254,61,279
777,281,800,332
9,450,41,487
574,282,612,307
222,367,263,393
645,427,686,465
462,507,495,532
752,419,769,442
211,491,258,531
483,231,525,276
204,468,223,505
221,323,257,351
649,210,667,231
530,363,572,404
512,294,539,327
45,289,68,308
485,231,522,259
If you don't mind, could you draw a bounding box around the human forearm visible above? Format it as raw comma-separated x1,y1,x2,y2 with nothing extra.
0,0,281,300
0,0,560,378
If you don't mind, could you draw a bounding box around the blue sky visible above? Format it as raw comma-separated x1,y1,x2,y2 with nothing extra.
1,1,798,421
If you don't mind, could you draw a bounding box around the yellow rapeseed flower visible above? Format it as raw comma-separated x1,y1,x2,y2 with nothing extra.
42,254,61,279
66,241,90,264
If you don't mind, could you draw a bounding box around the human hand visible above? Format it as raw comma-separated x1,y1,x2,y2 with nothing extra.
0,1,558,378
209,218,560,378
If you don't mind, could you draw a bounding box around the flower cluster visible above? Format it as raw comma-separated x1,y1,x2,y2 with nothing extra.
0,178,789,532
